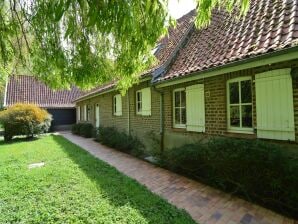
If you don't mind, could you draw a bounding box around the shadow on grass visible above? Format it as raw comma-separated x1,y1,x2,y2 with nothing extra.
51,135,195,224
0,136,40,146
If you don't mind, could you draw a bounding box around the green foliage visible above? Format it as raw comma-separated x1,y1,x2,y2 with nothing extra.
0,103,52,141
71,123,82,135
95,126,145,157
79,123,94,138
0,135,195,223
0,0,250,93
71,123,93,138
195,0,250,28
160,137,298,218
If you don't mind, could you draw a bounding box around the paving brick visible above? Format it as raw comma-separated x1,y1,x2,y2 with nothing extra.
61,132,296,224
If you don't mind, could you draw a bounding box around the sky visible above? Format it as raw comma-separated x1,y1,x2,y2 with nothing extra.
168,0,196,19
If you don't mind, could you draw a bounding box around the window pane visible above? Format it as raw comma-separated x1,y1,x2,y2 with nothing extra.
242,105,252,127
181,108,186,124
241,80,252,103
181,91,186,107
114,97,117,113
229,82,239,104
137,92,142,102
137,102,142,112
230,106,240,127
175,91,180,107
175,108,181,124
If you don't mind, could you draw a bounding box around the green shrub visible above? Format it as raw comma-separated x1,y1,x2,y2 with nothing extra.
79,123,94,138
0,103,52,141
160,137,298,218
71,123,94,138
71,123,82,135
95,126,145,157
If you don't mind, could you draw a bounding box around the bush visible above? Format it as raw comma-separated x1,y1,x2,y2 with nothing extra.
0,103,52,141
71,123,82,135
71,123,94,138
79,123,94,138
95,126,145,157
160,137,298,218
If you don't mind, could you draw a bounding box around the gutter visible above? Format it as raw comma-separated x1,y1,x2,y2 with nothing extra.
154,45,298,88
2,78,8,108
152,22,195,82
127,92,130,135
74,77,152,103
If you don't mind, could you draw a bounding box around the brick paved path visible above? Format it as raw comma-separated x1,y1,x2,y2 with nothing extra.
60,132,296,224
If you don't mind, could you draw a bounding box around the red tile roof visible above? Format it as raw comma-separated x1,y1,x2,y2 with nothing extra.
5,75,82,108
158,0,298,81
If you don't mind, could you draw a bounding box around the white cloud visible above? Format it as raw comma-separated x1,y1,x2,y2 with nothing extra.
168,0,196,19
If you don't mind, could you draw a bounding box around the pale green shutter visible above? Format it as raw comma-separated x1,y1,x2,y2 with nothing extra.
77,106,80,122
142,87,151,116
186,84,205,132
255,68,295,141
84,105,87,121
116,94,122,116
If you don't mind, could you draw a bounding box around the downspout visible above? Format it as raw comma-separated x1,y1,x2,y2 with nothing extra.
127,91,130,135
3,77,8,108
153,86,164,152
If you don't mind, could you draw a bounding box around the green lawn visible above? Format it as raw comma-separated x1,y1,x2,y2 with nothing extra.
0,135,195,224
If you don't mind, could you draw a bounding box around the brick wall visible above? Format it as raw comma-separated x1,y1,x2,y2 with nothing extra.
76,59,298,150
161,59,298,148
76,91,129,133
128,81,161,151
76,80,161,151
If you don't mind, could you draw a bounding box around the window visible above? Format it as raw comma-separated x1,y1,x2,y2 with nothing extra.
227,77,253,132
87,105,91,121
113,94,122,116
136,91,142,114
173,89,186,128
136,88,151,116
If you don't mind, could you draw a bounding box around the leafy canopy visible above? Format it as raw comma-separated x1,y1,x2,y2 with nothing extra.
0,0,249,92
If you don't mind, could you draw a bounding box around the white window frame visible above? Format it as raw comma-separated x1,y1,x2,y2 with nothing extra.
113,94,122,116
136,90,143,115
173,88,186,128
227,77,253,134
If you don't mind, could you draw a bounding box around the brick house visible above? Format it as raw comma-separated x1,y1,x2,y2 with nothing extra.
4,75,82,130
74,0,298,150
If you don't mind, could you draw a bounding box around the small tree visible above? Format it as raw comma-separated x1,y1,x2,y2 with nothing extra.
0,103,52,141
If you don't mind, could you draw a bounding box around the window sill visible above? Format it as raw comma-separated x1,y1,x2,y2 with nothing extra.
227,129,254,135
173,125,186,129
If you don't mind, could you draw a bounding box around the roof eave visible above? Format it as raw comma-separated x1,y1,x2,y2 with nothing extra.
155,45,298,88
73,76,152,103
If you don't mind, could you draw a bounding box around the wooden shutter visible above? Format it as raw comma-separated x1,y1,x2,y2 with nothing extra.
142,88,151,116
255,68,295,141
115,94,122,116
186,84,205,132
77,106,80,122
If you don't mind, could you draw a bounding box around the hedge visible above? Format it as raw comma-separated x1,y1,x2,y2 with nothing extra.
159,137,298,218
94,126,145,157
71,123,94,138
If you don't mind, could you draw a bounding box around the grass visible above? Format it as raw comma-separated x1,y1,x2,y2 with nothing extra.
0,135,195,224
